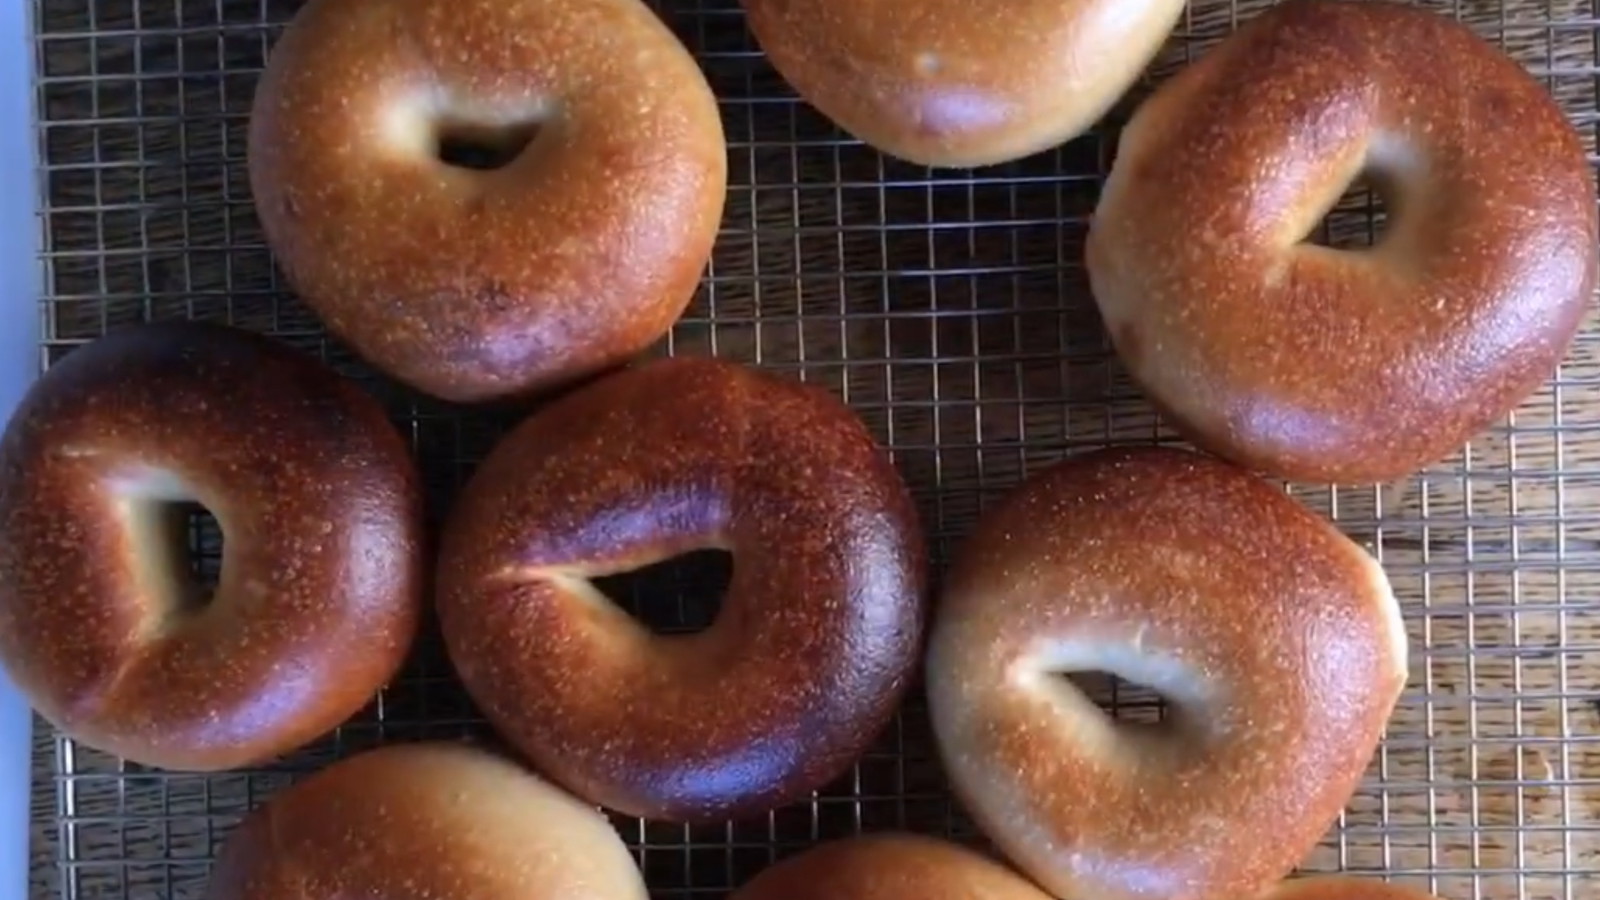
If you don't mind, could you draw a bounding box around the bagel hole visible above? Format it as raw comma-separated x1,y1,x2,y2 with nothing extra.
129,497,224,619
1309,172,1395,250
592,549,732,636
434,118,541,171
1035,640,1211,736
1063,672,1174,729
166,501,224,615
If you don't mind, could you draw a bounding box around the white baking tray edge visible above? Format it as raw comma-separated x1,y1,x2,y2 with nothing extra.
2,1,43,895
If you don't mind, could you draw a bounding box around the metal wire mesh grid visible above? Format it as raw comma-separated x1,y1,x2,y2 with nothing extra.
22,0,1600,897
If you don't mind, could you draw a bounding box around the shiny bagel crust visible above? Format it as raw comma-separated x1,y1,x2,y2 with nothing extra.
1086,0,1598,483
248,0,728,403
729,834,1054,900
742,0,1184,167
437,357,927,821
205,742,649,900
927,446,1409,900
0,322,423,771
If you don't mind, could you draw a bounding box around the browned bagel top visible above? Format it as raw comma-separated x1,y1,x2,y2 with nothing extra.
0,322,423,771
437,357,926,821
730,834,1054,900
248,0,728,403
927,446,1408,900
206,742,649,900
741,0,1184,167
1087,0,1598,483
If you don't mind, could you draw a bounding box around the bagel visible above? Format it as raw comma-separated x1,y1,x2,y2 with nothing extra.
437,357,926,821
0,322,423,771
1264,878,1448,900
926,446,1409,900
729,834,1052,900
205,741,648,899
1086,0,1598,484
248,0,728,403
741,0,1184,168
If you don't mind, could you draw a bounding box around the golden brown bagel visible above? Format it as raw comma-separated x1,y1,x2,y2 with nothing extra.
437,357,926,821
205,741,648,899
1086,0,1598,484
0,322,423,771
926,446,1409,900
248,0,728,403
1263,878,1448,900
730,834,1053,900
742,0,1184,168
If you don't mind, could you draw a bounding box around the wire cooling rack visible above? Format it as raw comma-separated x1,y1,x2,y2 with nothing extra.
23,0,1600,897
